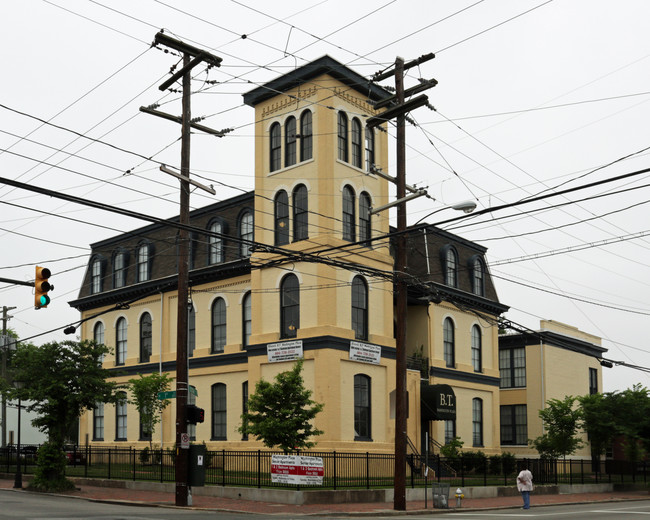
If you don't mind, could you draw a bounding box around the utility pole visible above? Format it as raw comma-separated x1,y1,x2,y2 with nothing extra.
144,31,222,507
1,306,17,448
369,53,435,511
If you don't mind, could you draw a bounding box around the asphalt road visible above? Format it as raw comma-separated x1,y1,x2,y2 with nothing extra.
2,490,650,520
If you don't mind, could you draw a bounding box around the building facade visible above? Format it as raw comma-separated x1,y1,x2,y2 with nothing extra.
498,320,606,457
70,56,508,455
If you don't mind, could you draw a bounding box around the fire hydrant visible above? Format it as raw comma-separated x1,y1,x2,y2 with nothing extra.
455,488,464,508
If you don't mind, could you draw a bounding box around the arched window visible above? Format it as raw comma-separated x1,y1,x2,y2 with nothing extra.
211,297,227,354
90,256,103,294
351,118,362,168
293,184,308,241
359,192,371,246
351,276,368,340
242,291,252,347
270,122,281,172
300,110,313,161
280,274,300,339
285,116,297,167
136,242,151,282
188,305,195,358
354,374,371,440
337,111,348,162
442,245,458,287
365,127,375,171
116,317,127,366
471,325,482,372
115,392,127,441
472,256,485,296
139,312,152,363
239,211,254,258
274,190,289,246
443,317,455,368
211,383,227,440
342,185,356,241
472,398,483,447
94,322,105,363
113,250,128,289
208,220,224,265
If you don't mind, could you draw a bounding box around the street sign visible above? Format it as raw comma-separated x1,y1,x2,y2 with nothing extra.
158,390,176,400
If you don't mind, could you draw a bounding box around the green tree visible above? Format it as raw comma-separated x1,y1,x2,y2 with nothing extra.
531,396,583,459
128,372,173,451
613,385,650,462
8,340,120,491
239,359,324,453
577,392,617,458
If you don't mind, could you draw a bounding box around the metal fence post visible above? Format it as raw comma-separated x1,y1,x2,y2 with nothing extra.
333,451,337,490
366,452,370,490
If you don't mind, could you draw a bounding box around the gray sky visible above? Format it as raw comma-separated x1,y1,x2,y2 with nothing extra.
2,0,649,392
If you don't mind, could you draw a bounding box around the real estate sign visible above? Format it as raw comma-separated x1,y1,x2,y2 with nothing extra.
349,341,382,364
267,340,303,363
270,454,324,485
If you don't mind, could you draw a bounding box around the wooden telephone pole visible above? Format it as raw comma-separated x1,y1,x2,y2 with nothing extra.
142,31,222,507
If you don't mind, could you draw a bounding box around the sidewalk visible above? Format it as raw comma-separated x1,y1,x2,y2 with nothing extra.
1,478,648,516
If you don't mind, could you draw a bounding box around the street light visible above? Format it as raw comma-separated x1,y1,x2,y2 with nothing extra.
414,200,477,226
13,380,24,489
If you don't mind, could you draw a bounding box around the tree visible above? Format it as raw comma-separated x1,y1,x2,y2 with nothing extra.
128,372,172,451
239,359,324,453
8,340,120,491
531,396,583,459
577,392,617,459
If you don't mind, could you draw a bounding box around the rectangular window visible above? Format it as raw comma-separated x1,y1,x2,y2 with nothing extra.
212,384,227,440
500,404,527,445
589,367,598,395
93,402,104,441
242,381,249,441
472,398,483,447
354,375,371,440
444,419,456,445
499,347,526,388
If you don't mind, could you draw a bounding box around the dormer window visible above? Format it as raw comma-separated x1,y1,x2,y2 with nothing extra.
113,250,128,289
136,242,152,282
471,256,485,296
441,245,458,288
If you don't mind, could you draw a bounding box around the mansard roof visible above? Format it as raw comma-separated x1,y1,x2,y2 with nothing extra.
243,55,392,107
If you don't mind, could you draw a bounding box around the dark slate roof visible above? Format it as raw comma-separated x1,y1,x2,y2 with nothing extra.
499,330,607,357
243,55,392,107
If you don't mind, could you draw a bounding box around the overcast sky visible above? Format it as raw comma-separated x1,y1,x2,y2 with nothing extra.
2,0,649,393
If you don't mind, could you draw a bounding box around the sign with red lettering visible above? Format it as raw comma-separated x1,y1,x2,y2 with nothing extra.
271,454,324,485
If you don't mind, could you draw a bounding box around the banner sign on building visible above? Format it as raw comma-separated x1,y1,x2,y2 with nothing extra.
349,341,382,364
267,340,303,363
271,454,324,485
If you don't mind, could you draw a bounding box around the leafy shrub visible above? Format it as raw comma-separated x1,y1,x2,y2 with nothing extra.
29,442,75,492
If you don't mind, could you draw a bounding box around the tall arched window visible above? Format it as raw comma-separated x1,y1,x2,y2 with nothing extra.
280,274,300,339
351,276,368,340
208,220,223,264
242,291,252,347
365,127,375,171
239,211,254,258
116,317,127,366
472,257,485,296
211,297,227,354
337,111,348,162
211,383,227,440
94,321,105,363
300,110,313,161
136,242,151,282
139,312,152,363
471,325,482,372
270,122,281,172
113,250,128,289
188,305,195,358
285,116,297,167
342,185,356,241
359,192,371,246
351,118,362,168
293,184,308,241
91,257,103,294
472,398,483,447
443,317,455,368
354,374,371,440
443,246,458,287
274,190,289,246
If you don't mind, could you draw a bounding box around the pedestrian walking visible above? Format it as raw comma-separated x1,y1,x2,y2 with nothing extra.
517,466,533,509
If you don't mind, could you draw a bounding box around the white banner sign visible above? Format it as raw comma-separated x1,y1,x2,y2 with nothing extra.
349,341,382,364
271,454,324,485
267,340,303,363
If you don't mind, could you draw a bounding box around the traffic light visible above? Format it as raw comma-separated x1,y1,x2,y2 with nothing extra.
186,405,205,424
34,266,52,309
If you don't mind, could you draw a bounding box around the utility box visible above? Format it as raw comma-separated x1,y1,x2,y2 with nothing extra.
188,444,207,487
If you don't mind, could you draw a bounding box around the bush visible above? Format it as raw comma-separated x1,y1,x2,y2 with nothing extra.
139,447,150,464
29,442,75,492
462,450,487,473
501,452,517,475
489,454,502,475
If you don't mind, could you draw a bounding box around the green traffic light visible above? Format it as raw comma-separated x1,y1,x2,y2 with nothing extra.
38,295,50,307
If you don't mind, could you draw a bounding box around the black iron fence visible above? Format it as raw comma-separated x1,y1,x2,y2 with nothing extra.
1,445,647,490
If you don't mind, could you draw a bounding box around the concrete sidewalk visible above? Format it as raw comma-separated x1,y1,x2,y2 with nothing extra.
1,478,648,516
